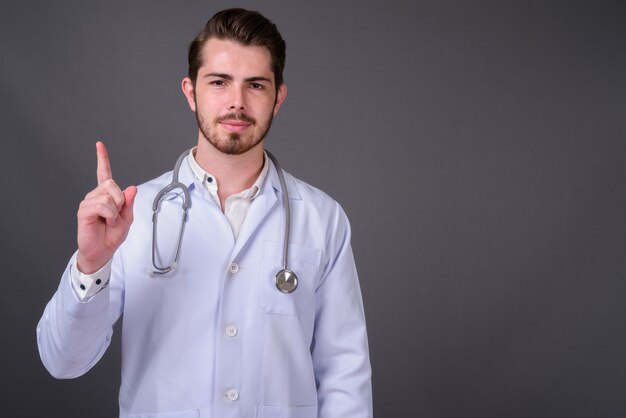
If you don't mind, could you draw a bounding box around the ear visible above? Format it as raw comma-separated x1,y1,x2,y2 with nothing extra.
273,83,287,116
181,77,196,112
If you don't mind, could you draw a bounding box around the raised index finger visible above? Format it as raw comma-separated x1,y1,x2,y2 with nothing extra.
96,141,113,185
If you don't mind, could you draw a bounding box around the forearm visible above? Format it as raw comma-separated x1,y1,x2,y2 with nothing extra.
313,209,373,417
36,254,118,379
313,267,372,417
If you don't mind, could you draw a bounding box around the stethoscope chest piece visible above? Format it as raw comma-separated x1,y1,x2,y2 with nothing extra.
275,269,298,294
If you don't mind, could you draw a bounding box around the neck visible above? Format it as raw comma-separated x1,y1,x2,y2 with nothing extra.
194,138,265,206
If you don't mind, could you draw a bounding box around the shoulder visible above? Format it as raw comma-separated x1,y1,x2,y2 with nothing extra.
285,170,333,204
136,170,174,192
131,170,175,210
284,170,350,224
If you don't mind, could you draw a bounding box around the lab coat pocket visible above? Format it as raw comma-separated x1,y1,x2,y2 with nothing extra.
128,409,199,418
258,240,321,316
255,405,316,418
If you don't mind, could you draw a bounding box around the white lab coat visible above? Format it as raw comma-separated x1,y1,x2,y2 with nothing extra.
37,155,372,418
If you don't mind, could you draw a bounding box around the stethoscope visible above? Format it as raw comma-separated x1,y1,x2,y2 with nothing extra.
150,149,298,294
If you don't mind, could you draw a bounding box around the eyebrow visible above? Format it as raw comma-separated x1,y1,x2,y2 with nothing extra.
245,76,272,84
203,73,272,84
204,72,233,80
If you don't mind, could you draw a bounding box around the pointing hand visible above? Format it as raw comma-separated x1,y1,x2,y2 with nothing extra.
76,142,137,274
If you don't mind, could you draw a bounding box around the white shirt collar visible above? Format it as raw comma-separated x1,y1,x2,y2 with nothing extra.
187,147,268,200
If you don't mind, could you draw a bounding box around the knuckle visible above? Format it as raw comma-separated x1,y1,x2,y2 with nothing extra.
99,194,114,206
103,178,117,188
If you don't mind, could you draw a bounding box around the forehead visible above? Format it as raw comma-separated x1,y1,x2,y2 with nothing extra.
199,38,274,79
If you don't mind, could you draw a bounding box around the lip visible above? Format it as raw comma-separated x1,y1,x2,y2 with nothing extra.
219,120,251,132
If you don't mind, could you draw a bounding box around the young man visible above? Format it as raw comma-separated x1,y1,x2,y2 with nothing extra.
37,8,372,418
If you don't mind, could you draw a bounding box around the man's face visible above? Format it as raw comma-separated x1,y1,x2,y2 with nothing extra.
182,38,287,155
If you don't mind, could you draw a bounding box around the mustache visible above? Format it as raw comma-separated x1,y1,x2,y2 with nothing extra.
216,113,256,124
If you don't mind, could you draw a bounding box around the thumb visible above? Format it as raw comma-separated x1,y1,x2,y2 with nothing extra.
119,186,137,224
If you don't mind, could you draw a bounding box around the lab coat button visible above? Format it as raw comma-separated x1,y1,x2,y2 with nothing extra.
226,388,239,401
225,325,238,337
229,263,240,274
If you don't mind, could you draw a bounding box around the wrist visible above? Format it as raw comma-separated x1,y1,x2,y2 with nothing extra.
76,252,109,275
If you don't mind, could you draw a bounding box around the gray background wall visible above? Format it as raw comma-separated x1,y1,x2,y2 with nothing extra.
2,0,625,416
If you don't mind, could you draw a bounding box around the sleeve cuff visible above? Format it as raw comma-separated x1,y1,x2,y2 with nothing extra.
70,259,112,301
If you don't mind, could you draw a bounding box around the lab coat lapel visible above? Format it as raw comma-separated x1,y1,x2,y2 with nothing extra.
231,158,280,258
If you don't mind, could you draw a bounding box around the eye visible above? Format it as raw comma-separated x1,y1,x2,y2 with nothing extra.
250,82,263,89
210,80,226,86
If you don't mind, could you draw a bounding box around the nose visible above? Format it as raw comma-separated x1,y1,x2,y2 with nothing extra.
228,86,246,111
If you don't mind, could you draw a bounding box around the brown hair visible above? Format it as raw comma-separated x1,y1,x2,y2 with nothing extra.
188,8,286,89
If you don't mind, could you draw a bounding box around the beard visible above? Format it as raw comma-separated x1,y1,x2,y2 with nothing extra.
195,107,274,156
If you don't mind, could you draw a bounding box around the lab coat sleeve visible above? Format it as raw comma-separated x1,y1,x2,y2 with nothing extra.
312,203,373,418
36,252,124,379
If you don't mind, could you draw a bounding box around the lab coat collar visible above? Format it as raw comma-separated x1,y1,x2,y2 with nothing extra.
265,151,301,201
154,153,200,204
232,151,301,260
158,149,301,261
160,150,302,205
174,150,301,198
179,154,198,189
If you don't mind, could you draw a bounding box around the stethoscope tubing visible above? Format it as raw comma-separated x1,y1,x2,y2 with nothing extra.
151,149,191,274
150,149,298,293
265,151,290,271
